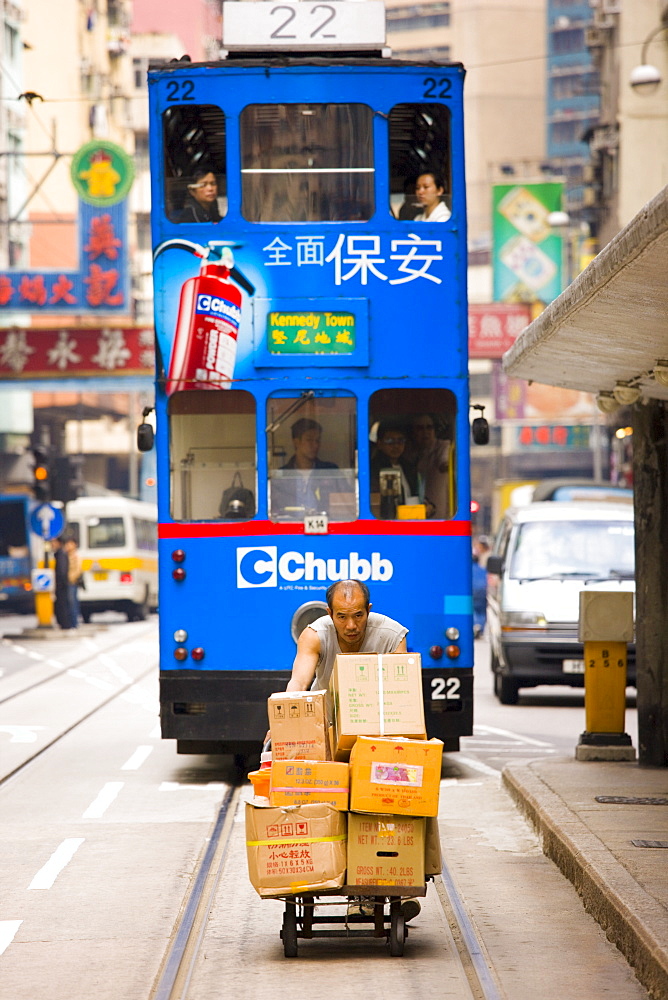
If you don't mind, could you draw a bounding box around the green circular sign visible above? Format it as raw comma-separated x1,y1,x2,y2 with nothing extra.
70,139,134,206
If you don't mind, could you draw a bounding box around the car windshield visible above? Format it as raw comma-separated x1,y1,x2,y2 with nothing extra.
509,521,634,580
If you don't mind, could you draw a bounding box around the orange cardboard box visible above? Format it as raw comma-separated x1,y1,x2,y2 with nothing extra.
349,736,443,817
347,812,425,887
269,689,330,761
245,801,346,898
425,815,442,875
330,653,426,760
269,760,349,811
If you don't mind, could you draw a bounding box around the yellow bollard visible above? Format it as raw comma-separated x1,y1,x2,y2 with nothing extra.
583,640,627,734
34,590,54,627
576,592,635,761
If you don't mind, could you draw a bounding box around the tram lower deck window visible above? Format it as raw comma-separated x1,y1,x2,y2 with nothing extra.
369,388,456,519
169,390,256,522
267,394,357,522
240,104,374,222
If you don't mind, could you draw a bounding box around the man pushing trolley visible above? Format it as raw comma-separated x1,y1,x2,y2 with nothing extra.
249,580,443,955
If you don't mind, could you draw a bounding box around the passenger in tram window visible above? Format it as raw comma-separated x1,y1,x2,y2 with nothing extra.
396,178,420,220
413,171,451,222
271,418,340,517
409,413,452,519
177,169,221,223
369,420,419,518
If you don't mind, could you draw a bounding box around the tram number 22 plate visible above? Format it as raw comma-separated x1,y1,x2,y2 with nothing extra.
223,2,386,48
430,676,461,701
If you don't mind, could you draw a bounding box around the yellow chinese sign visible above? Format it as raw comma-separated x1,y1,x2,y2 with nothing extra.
268,311,355,354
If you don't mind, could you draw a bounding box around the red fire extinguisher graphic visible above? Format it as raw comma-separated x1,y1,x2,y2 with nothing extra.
154,240,255,396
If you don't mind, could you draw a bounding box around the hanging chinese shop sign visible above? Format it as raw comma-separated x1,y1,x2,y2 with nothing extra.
468,303,531,358
0,327,154,380
492,182,564,305
0,140,133,316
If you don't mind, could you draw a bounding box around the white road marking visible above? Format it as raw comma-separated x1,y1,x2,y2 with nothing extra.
159,781,228,791
46,658,64,668
0,725,45,744
98,653,133,685
121,745,153,770
474,724,554,748
28,839,85,890
0,920,22,956
457,755,502,779
26,650,44,661
67,668,116,692
82,781,124,819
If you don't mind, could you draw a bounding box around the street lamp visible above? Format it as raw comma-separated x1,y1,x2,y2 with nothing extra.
629,20,668,94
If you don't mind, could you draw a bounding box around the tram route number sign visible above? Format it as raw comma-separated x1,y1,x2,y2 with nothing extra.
222,1,386,51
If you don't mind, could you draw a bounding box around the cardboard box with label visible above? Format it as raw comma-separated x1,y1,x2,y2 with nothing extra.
269,689,330,761
269,760,349,811
349,736,443,816
330,653,426,759
245,801,347,897
425,815,442,875
347,812,425,887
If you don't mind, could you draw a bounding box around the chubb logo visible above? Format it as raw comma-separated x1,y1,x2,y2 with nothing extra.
196,294,241,327
236,546,394,589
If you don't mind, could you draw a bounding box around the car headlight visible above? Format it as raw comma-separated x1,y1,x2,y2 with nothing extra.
501,611,548,629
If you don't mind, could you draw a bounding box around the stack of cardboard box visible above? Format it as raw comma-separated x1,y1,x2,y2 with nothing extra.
245,653,442,897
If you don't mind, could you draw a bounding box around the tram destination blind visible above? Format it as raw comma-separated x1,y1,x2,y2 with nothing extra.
268,310,355,355
222,1,386,51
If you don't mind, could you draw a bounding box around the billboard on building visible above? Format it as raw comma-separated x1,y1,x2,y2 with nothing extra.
492,182,564,304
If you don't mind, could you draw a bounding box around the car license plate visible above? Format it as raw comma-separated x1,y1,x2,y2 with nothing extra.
563,659,585,674
93,571,108,581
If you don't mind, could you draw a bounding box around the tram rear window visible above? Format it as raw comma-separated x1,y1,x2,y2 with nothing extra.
369,388,456,520
240,104,374,222
169,390,256,522
388,104,451,221
162,104,227,223
267,394,357,522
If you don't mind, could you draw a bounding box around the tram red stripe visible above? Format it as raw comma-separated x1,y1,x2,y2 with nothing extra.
158,520,471,539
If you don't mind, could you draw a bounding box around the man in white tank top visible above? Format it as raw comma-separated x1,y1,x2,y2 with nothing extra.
286,578,408,707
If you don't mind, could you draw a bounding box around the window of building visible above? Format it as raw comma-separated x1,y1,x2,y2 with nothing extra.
551,27,585,54
267,393,357,522
387,3,450,31
162,105,227,223
240,104,374,222
369,388,456,519
169,390,256,521
388,103,451,220
397,46,452,60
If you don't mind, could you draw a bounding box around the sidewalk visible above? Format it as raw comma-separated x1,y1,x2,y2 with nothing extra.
503,757,668,1000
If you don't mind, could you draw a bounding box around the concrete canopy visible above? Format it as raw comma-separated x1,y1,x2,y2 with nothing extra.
503,185,668,403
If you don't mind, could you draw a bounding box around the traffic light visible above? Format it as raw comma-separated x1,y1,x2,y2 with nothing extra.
32,447,51,502
52,455,84,502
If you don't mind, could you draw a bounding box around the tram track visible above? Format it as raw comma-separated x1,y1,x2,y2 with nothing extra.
0,620,157,706
151,782,505,1000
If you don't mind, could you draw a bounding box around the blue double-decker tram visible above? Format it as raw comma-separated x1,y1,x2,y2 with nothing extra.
145,2,475,758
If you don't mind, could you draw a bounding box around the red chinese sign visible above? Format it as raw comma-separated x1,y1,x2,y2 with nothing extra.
0,327,154,379
468,303,531,358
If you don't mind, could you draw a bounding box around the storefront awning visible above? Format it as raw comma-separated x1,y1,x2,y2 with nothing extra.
503,185,668,403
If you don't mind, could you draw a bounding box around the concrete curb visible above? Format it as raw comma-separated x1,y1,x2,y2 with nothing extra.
502,760,668,1000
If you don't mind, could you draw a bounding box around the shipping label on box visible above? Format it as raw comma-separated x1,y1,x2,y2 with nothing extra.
347,812,425,887
270,760,349,811
331,653,426,756
245,801,347,897
269,689,330,761
349,736,443,816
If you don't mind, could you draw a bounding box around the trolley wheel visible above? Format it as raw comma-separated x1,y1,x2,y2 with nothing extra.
389,903,406,956
281,902,298,958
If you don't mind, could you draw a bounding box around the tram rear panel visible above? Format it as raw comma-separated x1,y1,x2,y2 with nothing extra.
148,35,472,755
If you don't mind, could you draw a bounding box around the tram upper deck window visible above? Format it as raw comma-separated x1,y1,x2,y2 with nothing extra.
168,390,256,521
369,388,456,520
162,105,227,223
240,104,374,222
267,394,357,522
388,104,451,221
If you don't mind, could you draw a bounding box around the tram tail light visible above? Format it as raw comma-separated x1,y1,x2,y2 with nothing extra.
172,567,186,582
191,647,205,662
445,645,460,659
429,645,444,660
174,647,188,662
172,549,186,563
120,571,133,584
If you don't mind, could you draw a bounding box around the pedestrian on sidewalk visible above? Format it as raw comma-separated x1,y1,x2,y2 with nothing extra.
51,536,75,631
64,533,82,628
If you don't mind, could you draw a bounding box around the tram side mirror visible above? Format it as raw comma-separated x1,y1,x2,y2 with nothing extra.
471,417,490,445
137,422,154,452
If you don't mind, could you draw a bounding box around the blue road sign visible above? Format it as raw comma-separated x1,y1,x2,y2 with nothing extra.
30,504,65,541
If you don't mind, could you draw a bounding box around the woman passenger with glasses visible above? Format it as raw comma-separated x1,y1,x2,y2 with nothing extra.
178,169,221,223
